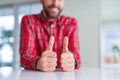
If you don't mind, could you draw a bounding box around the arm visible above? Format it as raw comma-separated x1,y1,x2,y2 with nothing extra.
60,18,81,71
19,16,39,70
68,18,81,70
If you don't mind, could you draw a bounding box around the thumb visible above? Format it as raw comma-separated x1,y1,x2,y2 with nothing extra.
46,36,55,51
62,36,69,53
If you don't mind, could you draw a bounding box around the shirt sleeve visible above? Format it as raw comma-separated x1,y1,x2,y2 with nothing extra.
19,16,40,70
68,18,81,70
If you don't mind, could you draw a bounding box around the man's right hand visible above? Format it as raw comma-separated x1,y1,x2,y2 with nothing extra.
36,36,57,72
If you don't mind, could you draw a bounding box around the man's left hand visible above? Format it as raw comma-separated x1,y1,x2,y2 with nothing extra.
60,37,75,72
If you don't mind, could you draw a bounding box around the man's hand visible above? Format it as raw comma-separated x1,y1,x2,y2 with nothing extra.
36,36,57,72
60,37,75,71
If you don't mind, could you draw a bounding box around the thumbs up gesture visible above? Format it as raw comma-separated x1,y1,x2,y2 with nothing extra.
60,37,75,71
36,36,57,72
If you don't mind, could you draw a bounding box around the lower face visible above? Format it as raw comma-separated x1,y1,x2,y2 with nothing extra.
42,0,64,19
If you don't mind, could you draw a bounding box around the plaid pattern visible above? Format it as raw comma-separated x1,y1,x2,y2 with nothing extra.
19,12,81,70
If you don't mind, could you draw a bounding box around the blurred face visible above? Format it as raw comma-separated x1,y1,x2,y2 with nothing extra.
41,0,64,19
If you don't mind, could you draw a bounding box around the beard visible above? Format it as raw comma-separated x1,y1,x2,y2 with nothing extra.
43,4,63,19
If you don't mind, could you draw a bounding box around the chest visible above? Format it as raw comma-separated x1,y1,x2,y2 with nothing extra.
35,23,69,53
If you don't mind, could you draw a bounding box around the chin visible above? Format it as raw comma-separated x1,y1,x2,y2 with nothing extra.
48,14,57,18
50,14,60,18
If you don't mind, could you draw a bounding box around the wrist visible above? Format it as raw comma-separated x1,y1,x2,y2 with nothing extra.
35,58,41,71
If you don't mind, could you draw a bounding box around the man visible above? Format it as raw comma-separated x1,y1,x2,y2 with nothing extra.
20,0,80,72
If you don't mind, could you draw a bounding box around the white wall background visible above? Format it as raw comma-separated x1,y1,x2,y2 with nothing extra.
0,0,100,67
63,0,100,67
100,0,120,21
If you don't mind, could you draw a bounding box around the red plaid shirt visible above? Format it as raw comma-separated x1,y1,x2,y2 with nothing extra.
20,12,81,70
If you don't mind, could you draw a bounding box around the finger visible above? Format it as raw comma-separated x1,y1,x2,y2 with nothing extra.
60,58,75,64
61,63,75,71
47,36,55,51
47,58,57,63
43,63,57,72
61,51,74,58
61,53,71,59
42,62,57,68
63,67,74,72
47,62,57,67
43,67,56,72
42,63,57,72
62,36,69,53
47,52,57,58
61,63,74,68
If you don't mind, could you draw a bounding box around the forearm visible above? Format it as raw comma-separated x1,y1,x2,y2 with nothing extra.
20,15,40,70
20,53,40,70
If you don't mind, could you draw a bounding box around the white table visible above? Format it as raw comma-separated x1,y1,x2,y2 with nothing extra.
0,67,120,80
